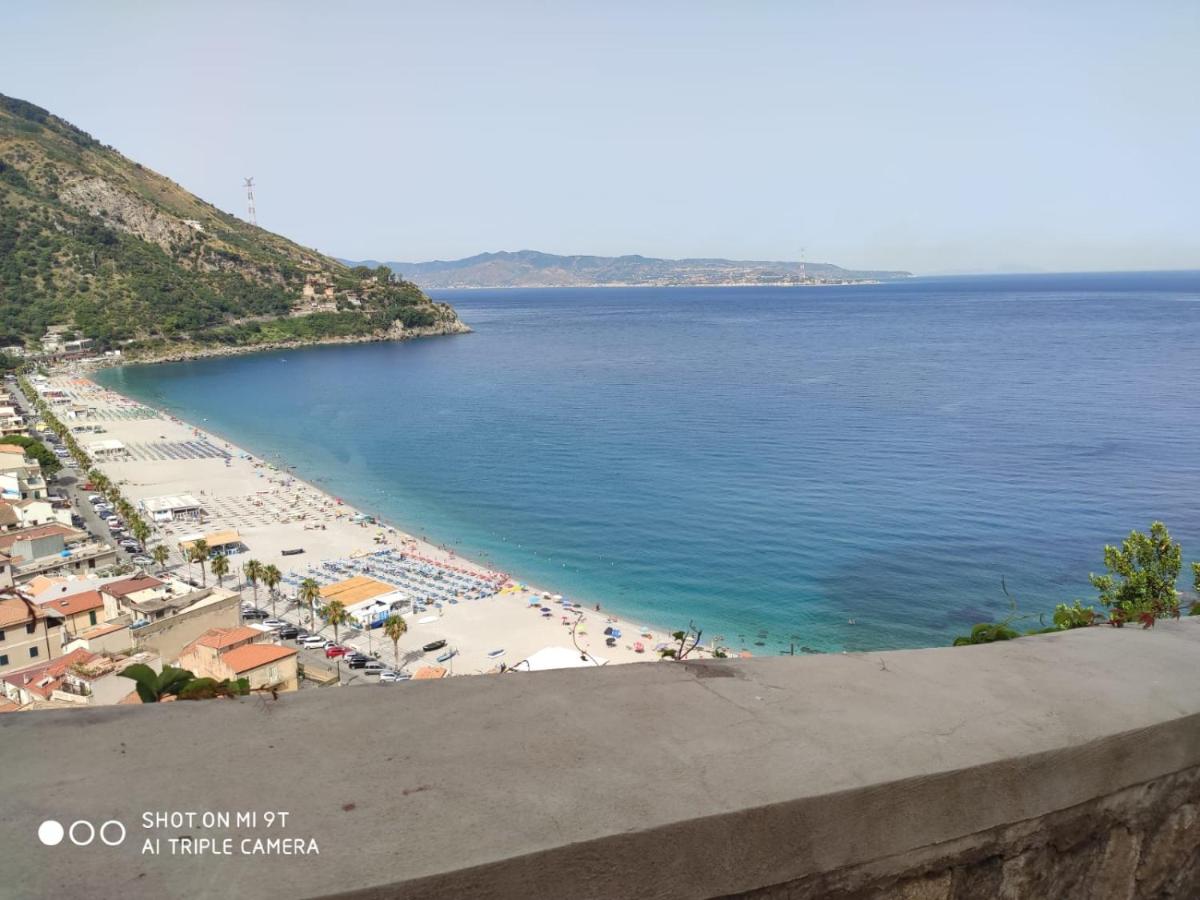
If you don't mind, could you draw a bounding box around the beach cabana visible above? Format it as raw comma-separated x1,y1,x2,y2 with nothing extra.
318,575,393,606
179,528,243,556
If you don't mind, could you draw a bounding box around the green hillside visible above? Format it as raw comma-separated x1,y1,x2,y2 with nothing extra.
0,93,463,353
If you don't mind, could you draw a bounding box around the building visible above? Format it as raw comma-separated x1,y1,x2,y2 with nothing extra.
140,494,203,524
0,445,48,501
0,589,64,675
0,401,24,436
178,626,298,692
0,523,117,583
0,498,70,530
0,645,159,708
40,589,107,637
99,577,243,661
63,621,132,656
86,439,128,460
178,528,243,557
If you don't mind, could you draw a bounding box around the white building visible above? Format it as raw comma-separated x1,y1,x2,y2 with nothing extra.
140,494,203,523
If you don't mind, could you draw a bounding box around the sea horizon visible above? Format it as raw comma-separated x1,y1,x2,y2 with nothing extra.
95,271,1200,654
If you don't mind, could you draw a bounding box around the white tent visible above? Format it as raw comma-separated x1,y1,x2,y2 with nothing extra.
510,646,607,672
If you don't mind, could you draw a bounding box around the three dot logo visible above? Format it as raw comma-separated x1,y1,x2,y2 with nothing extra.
38,819,125,847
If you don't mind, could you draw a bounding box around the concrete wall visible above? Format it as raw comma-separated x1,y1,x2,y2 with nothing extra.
0,619,1197,899
131,591,241,662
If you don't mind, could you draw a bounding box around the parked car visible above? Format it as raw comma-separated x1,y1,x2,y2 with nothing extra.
378,671,410,683
241,609,268,621
278,626,301,639
324,645,348,659
347,656,371,669
300,635,327,649
119,540,142,553
362,661,386,674
262,619,288,630
421,639,447,653
131,555,154,566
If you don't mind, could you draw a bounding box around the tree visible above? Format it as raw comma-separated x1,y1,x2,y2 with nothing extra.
188,538,210,586
298,577,320,632
322,599,351,682
243,559,263,606
658,622,703,659
119,663,249,702
0,434,61,478
383,614,407,671
131,518,150,546
210,553,229,586
262,564,282,617
1090,521,1182,626
119,664,196,703
151,543,170,573
1192,562,1200,616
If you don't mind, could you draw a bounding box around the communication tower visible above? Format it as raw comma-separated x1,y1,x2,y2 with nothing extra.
244,177,257,226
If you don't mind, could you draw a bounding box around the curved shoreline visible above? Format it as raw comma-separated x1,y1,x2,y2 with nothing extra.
62,366,708,670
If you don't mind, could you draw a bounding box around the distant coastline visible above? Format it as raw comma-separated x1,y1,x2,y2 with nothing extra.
343,249,912,291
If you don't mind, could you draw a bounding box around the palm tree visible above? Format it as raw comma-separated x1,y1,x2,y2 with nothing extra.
210,553,230,587
243,559,263,607
188,538,210,586
262,564,282,617
383,614,407,672
151,543,170,573
131,519,150,547
322,600,351,682
298,577,320,632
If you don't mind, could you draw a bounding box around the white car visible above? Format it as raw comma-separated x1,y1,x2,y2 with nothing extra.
262,619,288,630
378,671,410,683
299,635,327,649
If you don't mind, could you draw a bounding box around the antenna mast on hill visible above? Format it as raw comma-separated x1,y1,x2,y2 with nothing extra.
244,177,257,226
798,246,807,282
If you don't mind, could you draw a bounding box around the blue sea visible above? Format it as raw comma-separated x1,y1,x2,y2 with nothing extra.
96,272,1200,653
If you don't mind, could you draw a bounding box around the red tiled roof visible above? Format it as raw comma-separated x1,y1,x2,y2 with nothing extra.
47,590,105,617
0,593,58,628
220,643,297,674
191,626,262,651
102,576,164,598
1,648,97,699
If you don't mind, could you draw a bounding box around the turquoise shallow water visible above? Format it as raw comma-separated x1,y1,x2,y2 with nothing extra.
97,272,1200,653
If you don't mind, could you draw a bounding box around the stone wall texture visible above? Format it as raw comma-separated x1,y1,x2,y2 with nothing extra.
735,767,1200,900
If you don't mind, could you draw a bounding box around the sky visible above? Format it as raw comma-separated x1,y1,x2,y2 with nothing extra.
3,1,1198,274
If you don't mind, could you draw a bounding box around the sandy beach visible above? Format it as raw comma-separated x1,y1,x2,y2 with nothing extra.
37,371,699,677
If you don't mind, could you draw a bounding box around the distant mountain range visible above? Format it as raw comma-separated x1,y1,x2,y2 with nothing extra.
343,250,912,290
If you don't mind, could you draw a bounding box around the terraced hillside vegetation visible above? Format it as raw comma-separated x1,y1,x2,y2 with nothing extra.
0,93,465,355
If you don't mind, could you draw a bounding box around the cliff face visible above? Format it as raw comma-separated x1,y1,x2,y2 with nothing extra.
0,93,466,352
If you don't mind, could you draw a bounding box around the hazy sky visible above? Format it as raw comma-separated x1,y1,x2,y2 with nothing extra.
4,1,1198,273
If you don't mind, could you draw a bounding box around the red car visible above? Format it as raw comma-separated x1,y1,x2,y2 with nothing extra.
324,645,349,659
